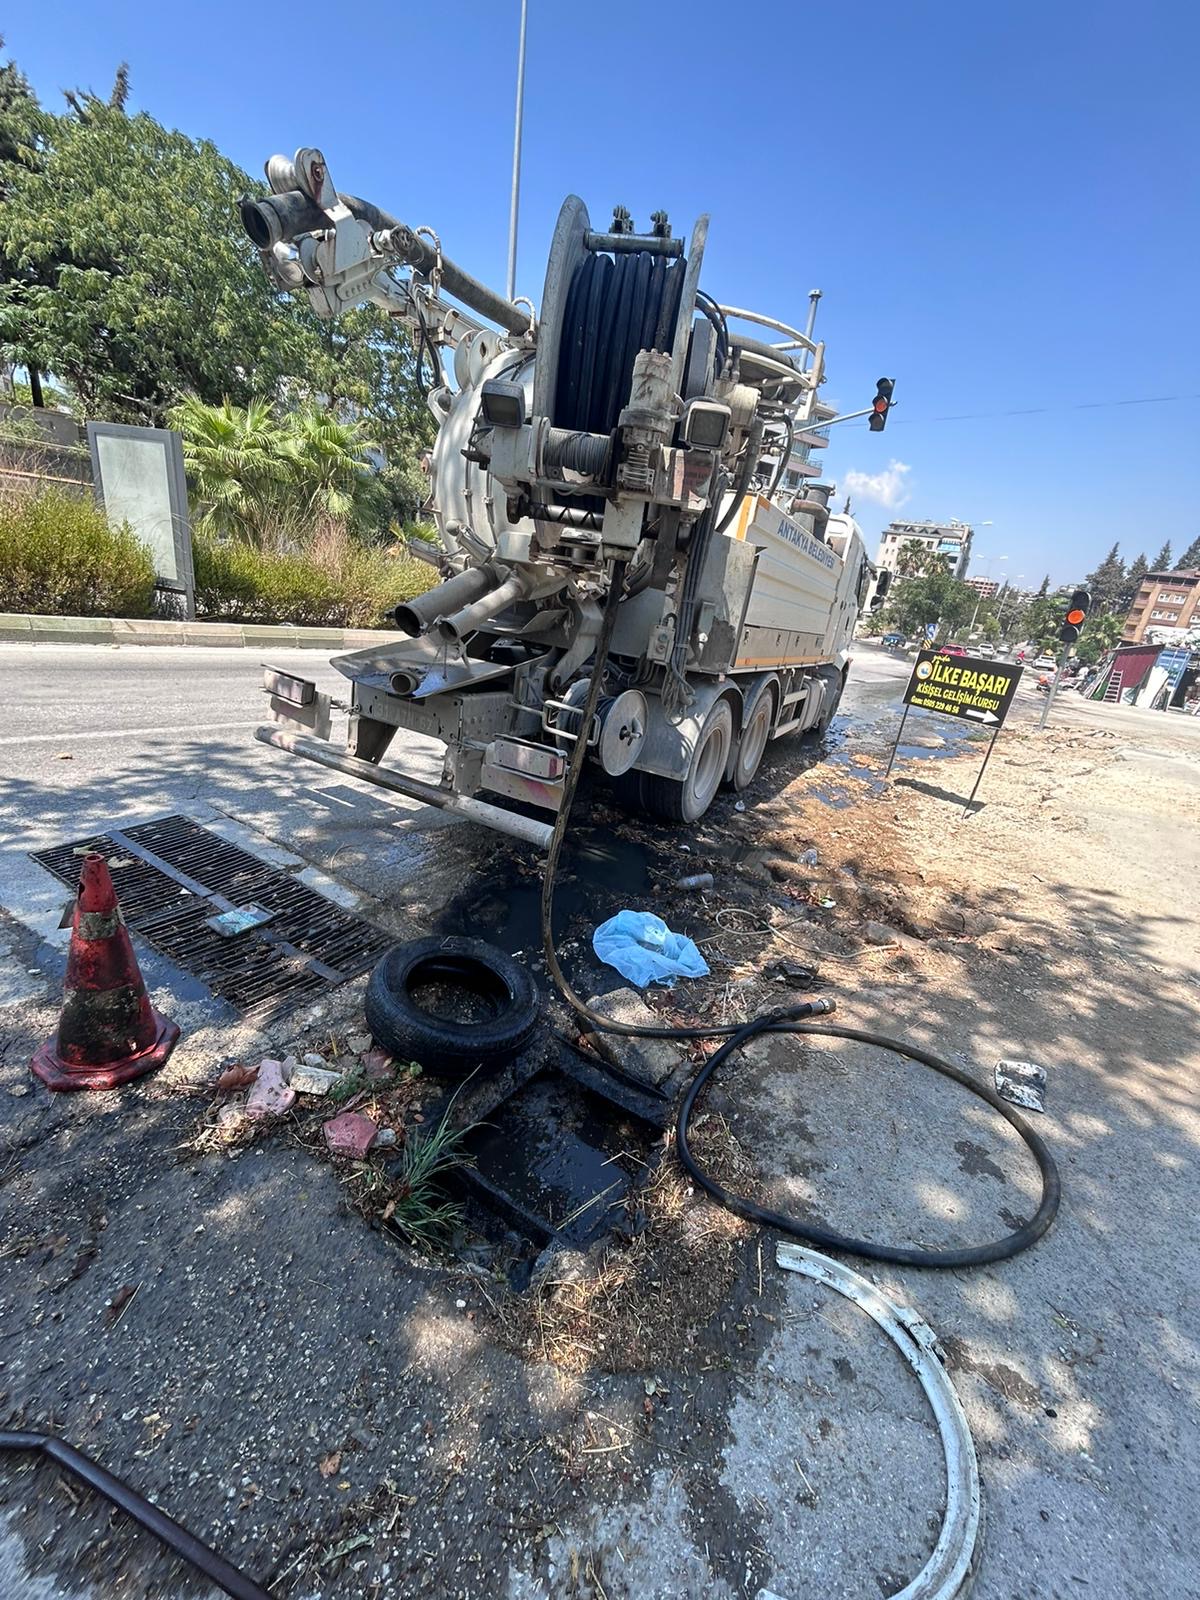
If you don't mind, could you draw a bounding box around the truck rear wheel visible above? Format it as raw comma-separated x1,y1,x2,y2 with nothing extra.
730,683,775,791
636,697,734,823
807,666,846,740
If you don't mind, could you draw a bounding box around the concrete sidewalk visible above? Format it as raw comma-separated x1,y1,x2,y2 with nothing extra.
0,612,398,650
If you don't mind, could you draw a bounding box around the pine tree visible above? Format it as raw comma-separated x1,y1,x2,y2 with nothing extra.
109,64,130,112
1036,574,1050,597
1150,541,1173,573
1084,543,1126,613
1118,552,1148,611
1176,535,1200,570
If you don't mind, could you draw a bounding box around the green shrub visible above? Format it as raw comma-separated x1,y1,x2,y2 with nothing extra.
0,488,157,617
193,531,433,628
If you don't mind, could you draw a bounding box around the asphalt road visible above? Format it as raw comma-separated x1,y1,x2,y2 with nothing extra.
0,642,914,936
0,644,462,948
2,637,1193,943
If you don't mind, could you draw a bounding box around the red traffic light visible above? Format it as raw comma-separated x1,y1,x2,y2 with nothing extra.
1059,587,1091,645
868,377,895,433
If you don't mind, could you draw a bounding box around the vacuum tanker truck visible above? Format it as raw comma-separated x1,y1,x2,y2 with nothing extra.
242,148,892,844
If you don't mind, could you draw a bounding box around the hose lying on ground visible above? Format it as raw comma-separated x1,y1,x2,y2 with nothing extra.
676,1018,1060,1268
0,1432,272,1600
538,562,1061,1268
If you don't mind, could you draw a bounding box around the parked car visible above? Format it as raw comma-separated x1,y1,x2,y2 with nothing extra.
941,643,968,657
881,632,906,649
1032,654,1058,671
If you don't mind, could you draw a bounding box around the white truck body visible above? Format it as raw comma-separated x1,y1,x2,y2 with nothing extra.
243,148,888,838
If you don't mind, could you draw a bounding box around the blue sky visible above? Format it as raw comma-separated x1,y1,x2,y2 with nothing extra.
8,0,1198,584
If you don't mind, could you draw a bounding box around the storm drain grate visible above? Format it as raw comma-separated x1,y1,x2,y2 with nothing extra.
31,834,194,923
31,814,392,1018
136,899,329,1011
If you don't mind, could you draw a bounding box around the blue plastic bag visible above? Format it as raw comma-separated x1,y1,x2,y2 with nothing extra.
592,909,710,988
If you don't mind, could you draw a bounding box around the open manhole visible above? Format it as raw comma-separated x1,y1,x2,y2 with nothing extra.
460,1072,654,1250
32,814,391,1019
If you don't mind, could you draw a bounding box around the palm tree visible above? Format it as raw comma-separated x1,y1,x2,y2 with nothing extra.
895,540,952,579
171,395,289,542
172,396,387,545
282,406,383,532
896,539,930,577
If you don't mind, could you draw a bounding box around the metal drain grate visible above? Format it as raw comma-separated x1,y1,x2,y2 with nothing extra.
31,834,196,923
137,899,329,1012
32,815,392,1018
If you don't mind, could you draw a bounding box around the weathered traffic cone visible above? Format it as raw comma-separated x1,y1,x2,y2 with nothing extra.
31,853,180,1092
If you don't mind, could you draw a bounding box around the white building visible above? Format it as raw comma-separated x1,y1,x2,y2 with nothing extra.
874,519,974,580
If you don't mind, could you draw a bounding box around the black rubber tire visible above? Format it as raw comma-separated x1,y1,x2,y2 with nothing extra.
364,937,540,1075
806,666,846,740
640,697,735,822
728,681,776,791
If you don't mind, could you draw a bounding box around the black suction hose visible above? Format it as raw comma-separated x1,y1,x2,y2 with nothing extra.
539,568,1061,1267
676,1022,1061,1268
0,1431,272,1600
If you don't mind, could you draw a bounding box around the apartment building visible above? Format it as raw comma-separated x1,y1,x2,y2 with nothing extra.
1122,569,1200,643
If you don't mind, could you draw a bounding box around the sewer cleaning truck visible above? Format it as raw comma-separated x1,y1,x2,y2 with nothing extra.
242,148,892,844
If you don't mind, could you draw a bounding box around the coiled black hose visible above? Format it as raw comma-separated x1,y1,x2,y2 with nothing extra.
554,249,685,435
676,1020,1061,1268
539,566,1061,1268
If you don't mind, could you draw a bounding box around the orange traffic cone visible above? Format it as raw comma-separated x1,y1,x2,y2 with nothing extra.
31,853,180,1092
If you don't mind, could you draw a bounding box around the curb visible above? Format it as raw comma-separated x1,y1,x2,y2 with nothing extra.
0,612,399,650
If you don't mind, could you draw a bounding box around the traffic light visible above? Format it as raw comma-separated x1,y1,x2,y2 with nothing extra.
1059,586,1091,645
869,377,895,432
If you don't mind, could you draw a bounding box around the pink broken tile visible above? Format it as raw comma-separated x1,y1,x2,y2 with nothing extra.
245,1057,297,1120
323,1111,378,1159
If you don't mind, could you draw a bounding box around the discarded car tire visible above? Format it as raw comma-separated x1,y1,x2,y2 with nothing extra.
364,937,540,1075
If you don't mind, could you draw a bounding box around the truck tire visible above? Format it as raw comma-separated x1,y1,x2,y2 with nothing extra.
639,697,734,822
807,666,846,740
729,682,776,791
364,937,540,1075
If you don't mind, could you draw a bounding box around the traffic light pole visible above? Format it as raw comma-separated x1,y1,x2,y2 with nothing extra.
1038,663,1064,732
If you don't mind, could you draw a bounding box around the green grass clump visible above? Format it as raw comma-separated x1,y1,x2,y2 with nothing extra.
192,529,432,628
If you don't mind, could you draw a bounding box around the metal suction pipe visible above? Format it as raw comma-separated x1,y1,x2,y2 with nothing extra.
435,569,532,645
238,190,531,335
392,564,500,637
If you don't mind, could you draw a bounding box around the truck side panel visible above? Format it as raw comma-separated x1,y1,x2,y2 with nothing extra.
728,496,843,668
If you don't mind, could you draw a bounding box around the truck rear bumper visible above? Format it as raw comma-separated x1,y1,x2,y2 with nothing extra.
254,726,554,850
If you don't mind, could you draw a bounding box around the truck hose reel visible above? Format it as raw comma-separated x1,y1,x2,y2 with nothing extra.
553,249,687,437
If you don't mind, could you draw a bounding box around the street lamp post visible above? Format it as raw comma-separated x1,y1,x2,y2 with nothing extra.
506,0,529,303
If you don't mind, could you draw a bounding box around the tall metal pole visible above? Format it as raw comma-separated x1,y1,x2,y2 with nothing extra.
1038,662,1064,732
506,0,529,303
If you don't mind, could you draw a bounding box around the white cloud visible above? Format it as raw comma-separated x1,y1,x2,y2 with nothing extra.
841,459,912,510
